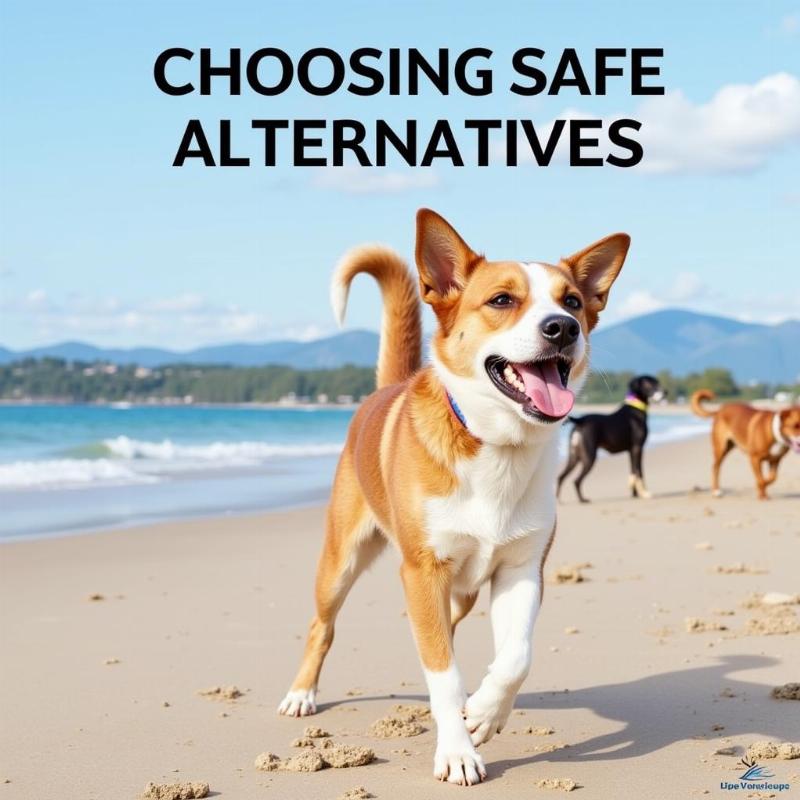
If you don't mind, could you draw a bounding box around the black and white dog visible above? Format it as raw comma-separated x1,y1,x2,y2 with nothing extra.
557,375,665,503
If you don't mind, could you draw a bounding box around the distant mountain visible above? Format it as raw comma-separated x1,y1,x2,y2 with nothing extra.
2,310,798,383
592,310,799,384
0,331,381,369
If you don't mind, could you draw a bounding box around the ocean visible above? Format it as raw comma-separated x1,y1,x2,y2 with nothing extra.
0,404,709,540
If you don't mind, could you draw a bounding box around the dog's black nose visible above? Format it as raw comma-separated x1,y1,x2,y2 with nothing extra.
540,315,580,349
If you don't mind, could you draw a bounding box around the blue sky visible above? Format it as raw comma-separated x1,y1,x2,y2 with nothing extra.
1,0,798,350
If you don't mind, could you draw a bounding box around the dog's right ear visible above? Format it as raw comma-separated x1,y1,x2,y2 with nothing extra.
415,209,479,309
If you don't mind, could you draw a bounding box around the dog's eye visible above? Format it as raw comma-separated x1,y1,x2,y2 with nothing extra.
564,294,582,310
487,293,514,308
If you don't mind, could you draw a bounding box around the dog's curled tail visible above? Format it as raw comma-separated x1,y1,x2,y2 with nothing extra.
331,245,422,389
691,389,717,418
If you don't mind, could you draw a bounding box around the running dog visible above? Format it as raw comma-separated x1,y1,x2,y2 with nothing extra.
691,390,800,499
278,209,629,785
557,375,664,502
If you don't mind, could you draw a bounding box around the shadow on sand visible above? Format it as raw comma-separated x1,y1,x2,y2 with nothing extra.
321,655,794,777
493,654,792,777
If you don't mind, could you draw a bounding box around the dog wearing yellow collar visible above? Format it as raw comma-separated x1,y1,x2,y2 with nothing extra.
558,375,664,502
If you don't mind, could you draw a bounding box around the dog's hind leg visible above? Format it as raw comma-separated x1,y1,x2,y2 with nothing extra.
711,428,734,497
557,450,579,499
750,455,770,500
450,591,478,637
572,450,596,503
279,461,385,716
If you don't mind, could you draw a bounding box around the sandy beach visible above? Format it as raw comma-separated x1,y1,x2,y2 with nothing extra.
2,435,799,800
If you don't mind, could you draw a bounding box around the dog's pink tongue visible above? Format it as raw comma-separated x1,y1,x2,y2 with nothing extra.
516,361,574,418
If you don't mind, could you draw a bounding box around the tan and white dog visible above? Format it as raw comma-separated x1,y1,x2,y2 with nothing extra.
278,209,629,785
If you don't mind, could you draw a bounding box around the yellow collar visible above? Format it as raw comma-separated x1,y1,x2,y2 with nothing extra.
624,396,648,413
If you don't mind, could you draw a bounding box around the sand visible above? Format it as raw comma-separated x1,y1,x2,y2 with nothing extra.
1,435,799,799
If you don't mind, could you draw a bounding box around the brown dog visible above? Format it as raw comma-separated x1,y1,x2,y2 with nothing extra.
277,209,629,785
691,390,800,499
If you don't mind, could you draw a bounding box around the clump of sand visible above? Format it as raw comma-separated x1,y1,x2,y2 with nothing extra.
771,683,800,700
291,736,318,748
197,685,243,701
303,725,330,738
551,563,592,584
369,716,425,738
279,750,327,772
535,777,579,791
744,606,800,636
368,703,430,737
746,741,800,760
253,753,282,772
742,592,800,609
337,788,373,800
390,703,431,721
87,593,105,601
103,657,121,665
142,782,209,799
694,542,713,551
255,741,375,772
710,564,768,575
319,740,376,768
685,617,728,633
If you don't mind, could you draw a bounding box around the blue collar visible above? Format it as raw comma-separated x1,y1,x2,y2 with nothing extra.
446,391,468,429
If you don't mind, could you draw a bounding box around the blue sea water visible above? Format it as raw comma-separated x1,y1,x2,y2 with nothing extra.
0,404,708,540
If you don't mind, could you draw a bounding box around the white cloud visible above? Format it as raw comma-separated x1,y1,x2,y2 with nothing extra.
1,291,282,346
312,166,440,194
495,73,800,175
636,73,800,174
603,272,713,322
602,271,799,327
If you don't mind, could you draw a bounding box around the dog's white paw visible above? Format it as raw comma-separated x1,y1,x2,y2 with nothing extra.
277,688,316,717
712,488,724,498
464,687,513,746
433,736,487,786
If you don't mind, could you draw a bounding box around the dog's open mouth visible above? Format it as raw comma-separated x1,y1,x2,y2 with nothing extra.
485,355,575,422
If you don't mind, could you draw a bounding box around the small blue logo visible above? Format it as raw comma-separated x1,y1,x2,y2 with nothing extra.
720,757,789,793
738,758,774,781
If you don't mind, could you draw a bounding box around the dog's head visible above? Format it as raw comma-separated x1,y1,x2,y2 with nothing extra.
778,407,800,453
628,375,665,404
415,209,629,444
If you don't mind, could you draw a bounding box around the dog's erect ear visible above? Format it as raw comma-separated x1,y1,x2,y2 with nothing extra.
415,209,479,306
562,233,630,327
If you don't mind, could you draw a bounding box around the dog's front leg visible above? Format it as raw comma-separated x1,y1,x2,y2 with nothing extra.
400,557,486,786
464,556,542,746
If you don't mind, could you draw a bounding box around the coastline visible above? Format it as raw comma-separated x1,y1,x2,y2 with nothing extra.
0,410,711,542
2,434,798,799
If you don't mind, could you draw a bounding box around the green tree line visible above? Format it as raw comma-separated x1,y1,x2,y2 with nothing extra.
0,358,795,404
0,358,376,403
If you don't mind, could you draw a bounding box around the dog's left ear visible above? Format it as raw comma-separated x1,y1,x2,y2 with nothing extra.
562,233,630,328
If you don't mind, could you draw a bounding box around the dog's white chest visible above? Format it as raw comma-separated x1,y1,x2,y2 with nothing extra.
424,438,558,568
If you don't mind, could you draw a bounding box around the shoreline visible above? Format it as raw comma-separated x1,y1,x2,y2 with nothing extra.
1,421,711,543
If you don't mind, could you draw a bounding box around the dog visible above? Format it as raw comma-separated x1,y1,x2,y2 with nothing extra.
278,209,629,785
557,375,664,503
691,390,800,499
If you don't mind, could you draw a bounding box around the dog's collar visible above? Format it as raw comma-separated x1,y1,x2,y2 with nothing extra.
772,411,789,447
624,394,648,413
446,391,469,429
